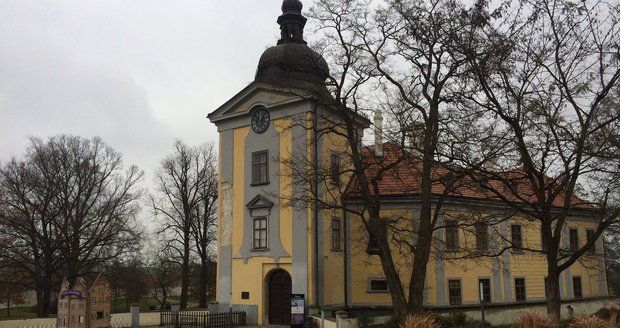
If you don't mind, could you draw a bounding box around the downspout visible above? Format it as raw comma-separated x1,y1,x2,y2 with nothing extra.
313,102,320,308
343,200,349,309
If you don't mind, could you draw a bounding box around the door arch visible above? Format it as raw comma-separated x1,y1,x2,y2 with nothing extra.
268,269,291,325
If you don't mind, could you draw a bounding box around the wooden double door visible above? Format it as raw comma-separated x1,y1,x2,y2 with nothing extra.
268,269,291,325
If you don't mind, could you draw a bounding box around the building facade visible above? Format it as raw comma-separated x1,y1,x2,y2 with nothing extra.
57,275,111,328
208,0,609,325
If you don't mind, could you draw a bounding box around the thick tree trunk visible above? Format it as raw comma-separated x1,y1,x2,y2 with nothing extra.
35,275,52,317
373,220,408,320
546,258,562,327
198,257,208,308
407,113,439,315
408,218,433,314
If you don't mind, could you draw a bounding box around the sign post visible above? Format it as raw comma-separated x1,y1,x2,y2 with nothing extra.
291,294,305,328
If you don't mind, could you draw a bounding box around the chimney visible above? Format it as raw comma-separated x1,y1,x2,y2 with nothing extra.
374,110,383,157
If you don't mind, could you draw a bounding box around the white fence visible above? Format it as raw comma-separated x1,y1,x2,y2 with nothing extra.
0,312,160,328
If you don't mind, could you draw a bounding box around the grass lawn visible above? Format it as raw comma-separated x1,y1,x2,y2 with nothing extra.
110,296,183,313
0,296,186,320
0,306,41,320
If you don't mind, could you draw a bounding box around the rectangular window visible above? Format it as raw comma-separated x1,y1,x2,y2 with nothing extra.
368,278,389,292
570,228,579,253
479,278,491,304
515,278,526,302
586,229,596,254
573,276,583,299
511,225,523,250
252,217,268,249
251,150,269,185
476,223,489,252
448,279,462,305
96,312,104,319
445,220,459,251
330,153,341,185
367,232,379,254
331,218,342,250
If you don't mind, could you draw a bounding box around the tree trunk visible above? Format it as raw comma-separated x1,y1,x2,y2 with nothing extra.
407,113,439,315
546,259,562,327
198,257,208,308
408,217,434,314
373,220,408,320
35,278,52,317
180,234,190,309
160,287,168,311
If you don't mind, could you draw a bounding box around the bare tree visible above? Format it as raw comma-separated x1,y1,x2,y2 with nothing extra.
145,243,181,310
0,135,143,316
451,0,620,322
277,0,484,316
152,140,217,309
191,146,218,309
45,136,143,285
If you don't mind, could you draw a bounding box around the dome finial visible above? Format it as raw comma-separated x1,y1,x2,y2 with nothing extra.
282,0,303,14
277,0,307,44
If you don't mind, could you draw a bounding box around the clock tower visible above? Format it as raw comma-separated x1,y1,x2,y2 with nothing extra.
207,0,358,325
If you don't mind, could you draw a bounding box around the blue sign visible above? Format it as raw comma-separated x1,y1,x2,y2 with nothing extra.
60,290,84,300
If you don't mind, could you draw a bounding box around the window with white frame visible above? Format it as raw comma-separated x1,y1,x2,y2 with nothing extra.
253,217,268,249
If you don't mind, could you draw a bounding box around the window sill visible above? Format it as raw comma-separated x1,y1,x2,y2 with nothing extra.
251,248,270,252
251,182,270,187
366,290,389,294
331,248,343,252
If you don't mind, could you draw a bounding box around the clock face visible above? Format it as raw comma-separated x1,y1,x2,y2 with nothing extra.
251,108,270,134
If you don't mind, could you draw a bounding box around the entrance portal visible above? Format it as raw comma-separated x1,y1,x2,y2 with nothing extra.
268,269,291,325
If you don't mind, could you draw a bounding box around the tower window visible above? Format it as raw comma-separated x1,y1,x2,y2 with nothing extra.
253,217,268,250
251,150,269,185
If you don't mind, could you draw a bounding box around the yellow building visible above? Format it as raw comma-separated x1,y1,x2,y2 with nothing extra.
207,0,609,325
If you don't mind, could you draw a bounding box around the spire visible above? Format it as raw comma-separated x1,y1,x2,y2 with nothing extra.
277,0,307,44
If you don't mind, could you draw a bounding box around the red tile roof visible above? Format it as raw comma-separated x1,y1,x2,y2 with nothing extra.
344,143,592,210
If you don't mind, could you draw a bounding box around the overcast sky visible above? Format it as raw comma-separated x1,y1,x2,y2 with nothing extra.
0,0,291,193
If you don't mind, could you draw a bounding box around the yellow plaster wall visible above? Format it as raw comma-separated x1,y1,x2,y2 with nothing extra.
232,127,249,255
231,258,292,325
344,209,605,307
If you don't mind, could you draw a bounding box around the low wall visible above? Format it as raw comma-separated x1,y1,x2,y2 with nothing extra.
312,298,619,327
0,312,160,328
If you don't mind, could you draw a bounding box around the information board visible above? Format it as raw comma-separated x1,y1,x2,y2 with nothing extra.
291,294,305,327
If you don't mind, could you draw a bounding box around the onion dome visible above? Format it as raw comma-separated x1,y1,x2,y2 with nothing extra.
255,0,329,90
